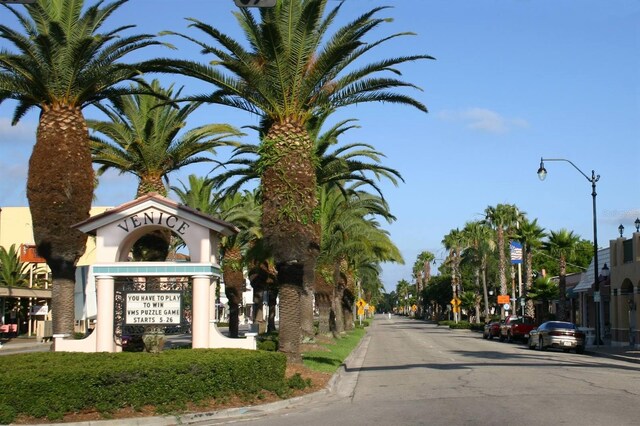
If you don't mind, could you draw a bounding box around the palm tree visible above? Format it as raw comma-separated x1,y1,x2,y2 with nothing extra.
89,80,243,198
544,228,580,321
0,0,163,335
442,228,465,298
213,116,404,340
172,176,261,338
153,0,432,363
0,245,30,287
516,218,546,319
483,204,524,317
413,251,434,318
461,221,495,322
527,276,559,322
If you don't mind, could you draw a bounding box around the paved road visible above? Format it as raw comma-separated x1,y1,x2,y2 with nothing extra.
216,314,640,426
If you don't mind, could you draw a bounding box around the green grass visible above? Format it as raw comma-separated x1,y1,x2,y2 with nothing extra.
302,327,367,373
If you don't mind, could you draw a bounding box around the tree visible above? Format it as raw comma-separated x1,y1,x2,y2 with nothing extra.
0,245,29,287
0,0,163,335
461,221,495,321
153,0,432,363
89,80,243,198
527,276,559,322
413,251,434,318
483,204,524,317
516,218,546,319
442,228,465,298
544,228,580,321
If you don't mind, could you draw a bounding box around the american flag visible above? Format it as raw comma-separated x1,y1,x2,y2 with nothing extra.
510,241,523,264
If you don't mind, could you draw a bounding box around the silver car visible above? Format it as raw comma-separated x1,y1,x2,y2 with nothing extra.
528,321,585,354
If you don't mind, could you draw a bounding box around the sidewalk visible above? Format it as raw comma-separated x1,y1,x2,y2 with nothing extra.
586,343,640,365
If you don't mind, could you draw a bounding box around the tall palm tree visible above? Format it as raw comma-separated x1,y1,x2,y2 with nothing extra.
544,228,580,321
213,116,404,340
483,204,524,317
442,228,465,295
413,251,434,318
89,80,243,198
461,221,495,321
152,0,432,363
516,218,546,319
0,0,163,335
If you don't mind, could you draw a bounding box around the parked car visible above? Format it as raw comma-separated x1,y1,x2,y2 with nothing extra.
528,321,585,354
483,321,502,340
499,315,536,342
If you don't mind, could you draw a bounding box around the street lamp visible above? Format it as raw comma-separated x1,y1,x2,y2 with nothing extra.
618,224,624,238
635,218,640,232
537,157,603,346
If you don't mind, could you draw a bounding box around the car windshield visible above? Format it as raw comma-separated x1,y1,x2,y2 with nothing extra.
548,322,575,330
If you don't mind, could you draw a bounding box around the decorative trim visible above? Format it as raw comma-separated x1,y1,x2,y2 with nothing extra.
93,263,221,277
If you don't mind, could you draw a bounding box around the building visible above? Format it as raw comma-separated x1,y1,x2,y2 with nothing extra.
609,229,639,347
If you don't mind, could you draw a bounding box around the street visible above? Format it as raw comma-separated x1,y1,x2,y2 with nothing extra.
215,314,640,426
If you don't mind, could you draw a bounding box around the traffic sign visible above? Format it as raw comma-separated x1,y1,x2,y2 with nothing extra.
450,297,461,307
356,299,366,308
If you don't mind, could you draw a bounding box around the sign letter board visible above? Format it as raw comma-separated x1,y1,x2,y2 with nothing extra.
125,292,182,325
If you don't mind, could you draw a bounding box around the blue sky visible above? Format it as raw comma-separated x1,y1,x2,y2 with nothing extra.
1,0,639,292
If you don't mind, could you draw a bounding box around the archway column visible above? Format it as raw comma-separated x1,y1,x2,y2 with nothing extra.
192,275,211,348
96,275,116,352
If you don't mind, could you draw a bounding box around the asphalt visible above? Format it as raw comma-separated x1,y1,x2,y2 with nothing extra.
1,328,638,425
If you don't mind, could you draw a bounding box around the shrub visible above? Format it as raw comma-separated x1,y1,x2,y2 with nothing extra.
0,349,287,423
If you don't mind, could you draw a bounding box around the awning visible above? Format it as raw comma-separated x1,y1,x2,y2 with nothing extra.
573,247,610,293
0,286,52,298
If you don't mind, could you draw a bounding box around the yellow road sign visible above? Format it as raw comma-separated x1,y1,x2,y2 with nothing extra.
357,307,365,316
450,297,461,306
453,306,461,313
357,299,366,308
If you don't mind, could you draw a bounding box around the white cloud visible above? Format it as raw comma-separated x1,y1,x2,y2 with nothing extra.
437,108,529,134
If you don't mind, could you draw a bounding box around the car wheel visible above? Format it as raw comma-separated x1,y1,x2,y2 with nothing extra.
499,334,505,342
507,331,513,343
538,336,546,351
528,336,536,350
488,333,493,340
483,332,488,339
576,346,585,354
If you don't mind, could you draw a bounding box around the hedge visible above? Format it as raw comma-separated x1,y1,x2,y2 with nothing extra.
0,349,286,423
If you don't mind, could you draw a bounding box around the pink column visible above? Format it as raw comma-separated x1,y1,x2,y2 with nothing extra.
95,275,115,352
192,275,211,348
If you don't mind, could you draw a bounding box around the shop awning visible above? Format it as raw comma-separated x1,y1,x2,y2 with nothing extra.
0,286,52,298
573,247,610,292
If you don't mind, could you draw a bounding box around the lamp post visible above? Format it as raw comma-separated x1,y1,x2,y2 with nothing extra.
537,157,603,346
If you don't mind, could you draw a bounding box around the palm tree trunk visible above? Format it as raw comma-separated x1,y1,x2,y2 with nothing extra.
277,265,303,363
558,256,567,321
497,228,507,317
525,250,535,318
261,122,319,363
27,105,93,336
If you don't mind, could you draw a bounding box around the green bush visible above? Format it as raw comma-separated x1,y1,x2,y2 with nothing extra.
0,349,286,423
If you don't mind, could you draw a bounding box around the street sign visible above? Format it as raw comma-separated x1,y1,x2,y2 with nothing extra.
453,306,460,313
450,297,461,307
234,0,277,7
594,291,601,302
357,307,365,316
357,298,366,308
503,303,511,311
497,295,510,304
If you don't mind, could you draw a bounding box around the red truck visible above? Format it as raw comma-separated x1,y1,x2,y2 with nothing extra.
499,315,536,342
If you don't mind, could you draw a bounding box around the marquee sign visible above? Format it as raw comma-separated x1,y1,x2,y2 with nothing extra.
124,292,182,325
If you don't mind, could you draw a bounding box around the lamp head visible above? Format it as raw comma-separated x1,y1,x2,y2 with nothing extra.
635,217,640,232
601,263,610,278
618,224,624,238
537,158,547,181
